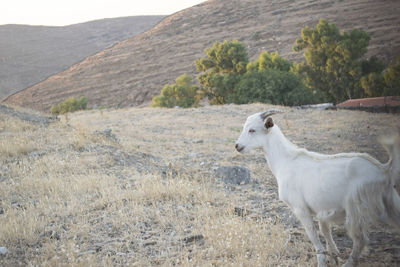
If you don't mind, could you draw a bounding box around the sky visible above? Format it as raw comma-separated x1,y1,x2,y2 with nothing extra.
0,0,206,26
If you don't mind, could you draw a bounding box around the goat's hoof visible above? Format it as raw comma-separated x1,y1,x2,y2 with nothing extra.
341,256,355,267
317,254,328,267
328,253,339,266
341,261,354,267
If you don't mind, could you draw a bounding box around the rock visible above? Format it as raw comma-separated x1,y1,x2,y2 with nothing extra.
182,234,204,244
30,151,45,158
0,247,7,255
233,207,252,217
103,128,112,135
143,240,157,247
94,129,119,143
215,166,251,185
296,103,335,110
79,250,95,256
41,230,60,240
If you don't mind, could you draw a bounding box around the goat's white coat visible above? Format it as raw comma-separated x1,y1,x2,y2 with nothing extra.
236,112,400,267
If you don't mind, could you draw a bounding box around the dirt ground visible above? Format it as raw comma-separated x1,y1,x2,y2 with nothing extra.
0,103,399,266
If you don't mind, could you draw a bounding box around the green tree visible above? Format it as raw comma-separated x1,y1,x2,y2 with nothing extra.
247,51,292,72
293,19,372,103
360,73,385,97
357,56,386,97
384,57,400,96
360,57,400,97
196,40,249,104
360,56,386,75
152,74,199,108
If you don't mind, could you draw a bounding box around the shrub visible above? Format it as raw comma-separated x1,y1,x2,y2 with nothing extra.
152,74,199,108
231,69,315,106
229,50,317,106
51,96,88,115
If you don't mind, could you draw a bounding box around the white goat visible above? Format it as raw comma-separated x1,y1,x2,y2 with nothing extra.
235,110,400,267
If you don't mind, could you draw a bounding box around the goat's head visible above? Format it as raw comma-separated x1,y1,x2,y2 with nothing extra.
235,110,281,153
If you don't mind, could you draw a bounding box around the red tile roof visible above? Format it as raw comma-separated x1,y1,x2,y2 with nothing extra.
337,96,400,108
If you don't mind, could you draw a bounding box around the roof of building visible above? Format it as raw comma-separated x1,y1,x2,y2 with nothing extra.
337,96,400,107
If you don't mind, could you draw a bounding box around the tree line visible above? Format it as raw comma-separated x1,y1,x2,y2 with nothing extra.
153,19,400,108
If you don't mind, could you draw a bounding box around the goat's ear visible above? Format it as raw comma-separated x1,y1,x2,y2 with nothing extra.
265,117,274,129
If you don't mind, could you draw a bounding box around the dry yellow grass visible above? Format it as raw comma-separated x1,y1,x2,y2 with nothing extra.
0,116,38,157
1,104,399,266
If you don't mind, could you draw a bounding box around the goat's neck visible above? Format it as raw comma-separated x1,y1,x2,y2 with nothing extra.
263,125,298,177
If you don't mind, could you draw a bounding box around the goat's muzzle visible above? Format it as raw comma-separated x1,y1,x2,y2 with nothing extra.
235,143,244,152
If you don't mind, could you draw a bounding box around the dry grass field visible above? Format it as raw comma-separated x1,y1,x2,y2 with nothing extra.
0,103,399,266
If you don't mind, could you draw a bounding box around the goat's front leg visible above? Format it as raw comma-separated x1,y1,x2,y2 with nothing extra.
293,208,328,267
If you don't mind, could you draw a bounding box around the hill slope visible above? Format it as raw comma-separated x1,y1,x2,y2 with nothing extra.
0,16,164,99
4,0,400,112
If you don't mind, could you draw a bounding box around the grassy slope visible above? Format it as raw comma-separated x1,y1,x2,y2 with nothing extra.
0,104,399,266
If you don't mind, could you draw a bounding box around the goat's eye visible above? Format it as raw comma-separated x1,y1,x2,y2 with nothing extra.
248,129,256,133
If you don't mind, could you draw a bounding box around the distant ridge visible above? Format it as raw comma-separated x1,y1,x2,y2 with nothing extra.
0,16,164,99
4,0,400,112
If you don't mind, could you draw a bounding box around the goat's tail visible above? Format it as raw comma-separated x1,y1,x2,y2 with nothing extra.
379,133,400,186
379,133,400,230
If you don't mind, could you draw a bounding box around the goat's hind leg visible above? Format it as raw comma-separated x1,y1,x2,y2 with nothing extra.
342,230,367,267
343,217,368,267
293,208,328,267
319,221,339,263
384,188,400,230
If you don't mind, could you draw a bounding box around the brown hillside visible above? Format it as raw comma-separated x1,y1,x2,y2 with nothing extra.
0,16,164,100
4,0,400,112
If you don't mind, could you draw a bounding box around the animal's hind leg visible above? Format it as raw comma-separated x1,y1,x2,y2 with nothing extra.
319,221,339,255
342,223,367,267
384,188,400,230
